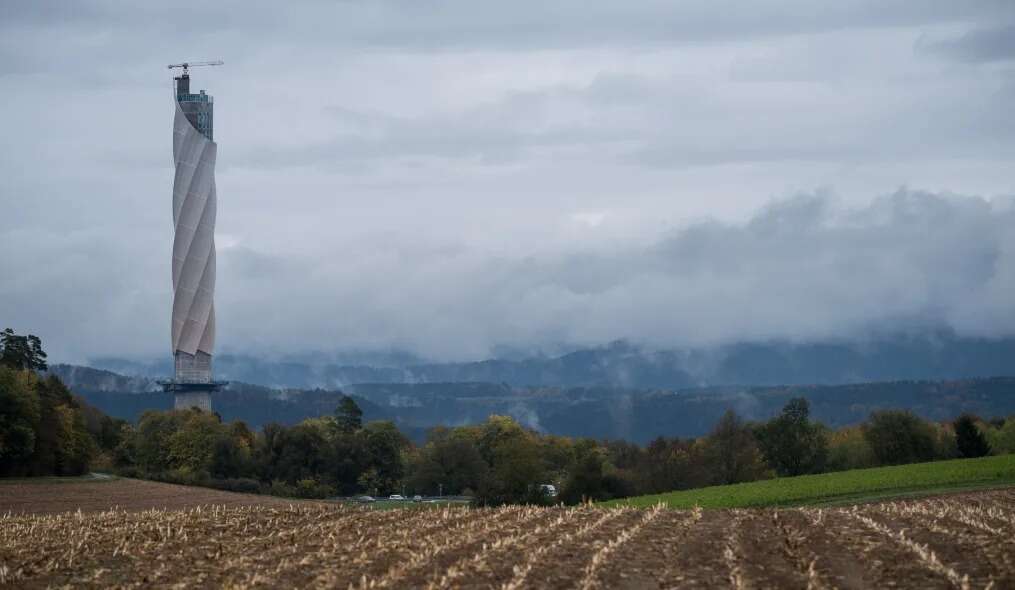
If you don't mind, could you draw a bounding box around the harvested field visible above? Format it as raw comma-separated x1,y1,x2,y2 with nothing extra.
3,488,1015,588
0,478,302,515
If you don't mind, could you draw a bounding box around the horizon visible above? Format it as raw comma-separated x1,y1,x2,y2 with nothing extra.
60,328,1015,369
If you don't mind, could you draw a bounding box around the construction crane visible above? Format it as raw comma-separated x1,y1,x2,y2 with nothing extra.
167,60,224,76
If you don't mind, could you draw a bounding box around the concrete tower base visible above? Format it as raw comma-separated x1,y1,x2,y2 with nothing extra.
174,390,212,411
158,380,226,413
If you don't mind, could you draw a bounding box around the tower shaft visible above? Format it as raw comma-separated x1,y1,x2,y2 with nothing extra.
162,72,225,410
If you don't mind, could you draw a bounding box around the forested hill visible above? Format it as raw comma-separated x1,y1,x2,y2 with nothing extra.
87,333,1015,390
51,364,1015,444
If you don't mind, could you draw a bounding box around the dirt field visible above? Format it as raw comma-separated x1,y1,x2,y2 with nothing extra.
2,485,1015,588
0,478,301,515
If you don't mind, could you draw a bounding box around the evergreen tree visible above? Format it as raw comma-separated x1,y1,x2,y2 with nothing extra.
0,328,48,372
954,414,991,458
335,396,363,433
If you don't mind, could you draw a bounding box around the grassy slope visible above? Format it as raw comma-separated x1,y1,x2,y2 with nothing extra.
605,454,1015,509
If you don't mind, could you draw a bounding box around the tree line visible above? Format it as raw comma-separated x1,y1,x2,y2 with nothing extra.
0,329,121,477
79,396,1014,505
2,329,1013,503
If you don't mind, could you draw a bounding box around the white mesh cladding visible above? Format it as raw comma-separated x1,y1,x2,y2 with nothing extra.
171,99,217,357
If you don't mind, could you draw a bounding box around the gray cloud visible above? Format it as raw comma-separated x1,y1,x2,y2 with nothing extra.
2,3,1015,364
221,190,1015,359
3,2,1008,54
11,188,1008,363
922,24,1015,63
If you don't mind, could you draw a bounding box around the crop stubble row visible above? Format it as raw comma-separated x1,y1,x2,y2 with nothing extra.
3,489,1015,588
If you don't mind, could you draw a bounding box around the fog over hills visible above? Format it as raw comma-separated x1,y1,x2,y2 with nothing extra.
52,363,1015,444
52,328,1015,443
86,331,1015,391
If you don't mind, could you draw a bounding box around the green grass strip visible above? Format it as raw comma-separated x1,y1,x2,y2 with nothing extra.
604,454,1015,509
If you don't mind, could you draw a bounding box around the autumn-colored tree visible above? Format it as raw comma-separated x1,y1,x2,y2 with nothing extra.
0,365,94,476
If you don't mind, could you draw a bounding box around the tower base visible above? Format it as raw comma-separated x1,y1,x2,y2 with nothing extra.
157,380,227,413
174,390,212,411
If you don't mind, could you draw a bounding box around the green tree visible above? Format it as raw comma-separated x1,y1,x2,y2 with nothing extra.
954,414,991,458
78,399,129,452
207,421,256,480
475,434,547,506
0,328,48,371
29,375,94,475
326,428,370,495
863,410,940,466
702,409,770,485
134,410,184,473
262,421,331,484
360,421,410,493
559,440,614,504
356,467,384,497
604,439,642,471
0,366,41,475
637,436,708,493
476,415,529,465
407,429,487,496
112,423,138,469
755,398,828,476
335,396,363,433
826,426,876,471
471,416,547,506
984,418,1015,455
166,410,222,475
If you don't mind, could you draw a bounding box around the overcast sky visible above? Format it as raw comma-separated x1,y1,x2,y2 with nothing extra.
2,1,1015,363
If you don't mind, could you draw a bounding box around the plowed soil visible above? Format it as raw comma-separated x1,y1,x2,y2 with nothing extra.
2,482,1015,588
0,478,301,515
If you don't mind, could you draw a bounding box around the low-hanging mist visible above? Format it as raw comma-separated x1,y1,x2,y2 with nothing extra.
6,188,1013,364
218,189,1015,360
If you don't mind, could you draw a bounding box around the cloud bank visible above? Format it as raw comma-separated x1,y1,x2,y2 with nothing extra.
4,189,1012,361
217,189,1015,358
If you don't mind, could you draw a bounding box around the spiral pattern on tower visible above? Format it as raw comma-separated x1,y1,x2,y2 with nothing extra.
171,81,217,382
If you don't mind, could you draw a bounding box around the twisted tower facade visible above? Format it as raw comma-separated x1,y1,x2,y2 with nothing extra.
163,72,224,410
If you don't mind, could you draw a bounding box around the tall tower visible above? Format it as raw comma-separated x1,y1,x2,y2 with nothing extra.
161,64,226,411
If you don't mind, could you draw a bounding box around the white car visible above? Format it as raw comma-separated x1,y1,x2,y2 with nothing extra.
388,494,405,501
